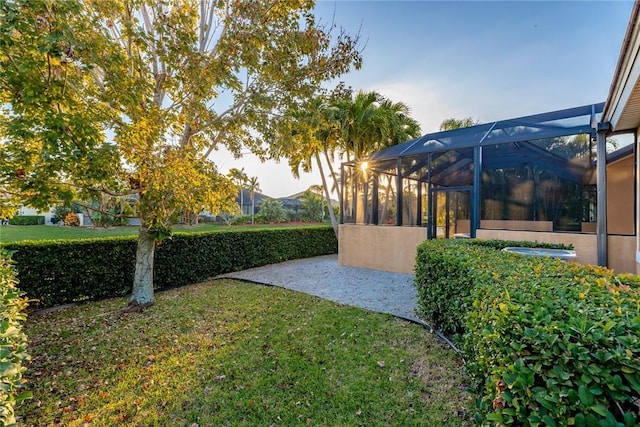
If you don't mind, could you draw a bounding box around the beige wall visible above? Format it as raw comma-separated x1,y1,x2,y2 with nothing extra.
475,229,597,266
608,235,639,274
338,225,426,274
457,220,552,233
339,227,638,275
607,156,635,235
338,225,598,273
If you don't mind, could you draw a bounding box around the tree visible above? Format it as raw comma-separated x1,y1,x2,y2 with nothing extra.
257,198,287,223
0,0,362,308
334,90,421,162
276,88,420,235
439,117,478,131
300,189,323,222
227,167,248,215
276,91,343,235
336,91,421,225
247,176,260,224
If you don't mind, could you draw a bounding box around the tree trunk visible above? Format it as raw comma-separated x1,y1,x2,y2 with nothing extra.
129,226,156,308
251,196,255,224
323,149,342,202
315,153,338,237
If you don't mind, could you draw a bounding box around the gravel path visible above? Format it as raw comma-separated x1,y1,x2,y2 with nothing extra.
218,254,418,321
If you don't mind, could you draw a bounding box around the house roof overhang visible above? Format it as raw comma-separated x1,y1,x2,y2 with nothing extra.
603,1,640,132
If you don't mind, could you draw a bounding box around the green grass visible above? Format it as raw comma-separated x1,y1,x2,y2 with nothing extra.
0,223,321,244
20,280,471,426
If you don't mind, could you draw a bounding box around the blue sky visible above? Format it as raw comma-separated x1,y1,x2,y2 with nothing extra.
218,0,634,198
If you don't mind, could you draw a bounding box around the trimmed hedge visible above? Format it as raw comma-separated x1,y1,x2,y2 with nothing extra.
462,238,572,251
415,239,572,338
415,239,640,425
7,216,44,226
0,249,30,425
4,226,337,308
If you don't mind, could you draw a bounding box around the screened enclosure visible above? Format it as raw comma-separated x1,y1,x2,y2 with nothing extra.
340,103,605,239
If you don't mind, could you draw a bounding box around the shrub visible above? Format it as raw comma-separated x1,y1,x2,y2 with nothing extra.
51,206,71,224
229,215,252,225
414,239,572,337
63,212,80,227
7,216,44,226
4,226,337,308
0,249,31,425
462,238,572,251
256,199,287,223
414,239,640,425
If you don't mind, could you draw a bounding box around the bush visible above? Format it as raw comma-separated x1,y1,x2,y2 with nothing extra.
51,206,71,224
63,212,80,227
4,226,337,308
462,238,572,251
414,239,572,338
414,239,640,425
256,199,287,223
7,216,44,226
0,249,31,425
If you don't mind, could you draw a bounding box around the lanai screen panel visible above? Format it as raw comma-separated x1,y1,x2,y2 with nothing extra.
481,135,595,231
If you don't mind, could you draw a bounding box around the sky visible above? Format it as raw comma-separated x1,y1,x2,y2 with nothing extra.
214,0,635,198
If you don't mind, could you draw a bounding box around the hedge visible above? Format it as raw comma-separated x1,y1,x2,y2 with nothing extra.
7,216,44,226
415,239,640,425
414,239,572,338
0,249,31,426
3,226,337,308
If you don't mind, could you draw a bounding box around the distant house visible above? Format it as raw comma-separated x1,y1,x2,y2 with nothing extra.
14,206,56,224
234,189,303,215
277,198,302,212
286,190,340,208
235,189,268,215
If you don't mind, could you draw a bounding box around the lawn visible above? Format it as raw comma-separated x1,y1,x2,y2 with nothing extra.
20,279,470,426
0,223,320,244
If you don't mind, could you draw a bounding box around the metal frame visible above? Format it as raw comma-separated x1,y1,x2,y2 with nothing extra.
339,103,613,261
596,122,611,266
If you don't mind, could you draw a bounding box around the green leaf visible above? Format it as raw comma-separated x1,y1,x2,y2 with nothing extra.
624,412,637,426
578,385,593,406
589,404,608,417
486,412,504,422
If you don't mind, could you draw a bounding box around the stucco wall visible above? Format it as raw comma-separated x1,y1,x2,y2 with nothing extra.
475,229,597,266
457,220,552,233
608,235,638,274
607,156,635,235
338,225,426,274
339,226,638,275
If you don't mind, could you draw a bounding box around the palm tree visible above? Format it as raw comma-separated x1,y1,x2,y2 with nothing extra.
228,167,248,214
279,88,421,233
337,91,421,161
334,91,421,224
335,91,381,161
282,95,342,235
439,117,478,131
247,176,260,224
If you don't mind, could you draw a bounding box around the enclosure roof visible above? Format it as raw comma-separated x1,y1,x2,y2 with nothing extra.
370,103,604,161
